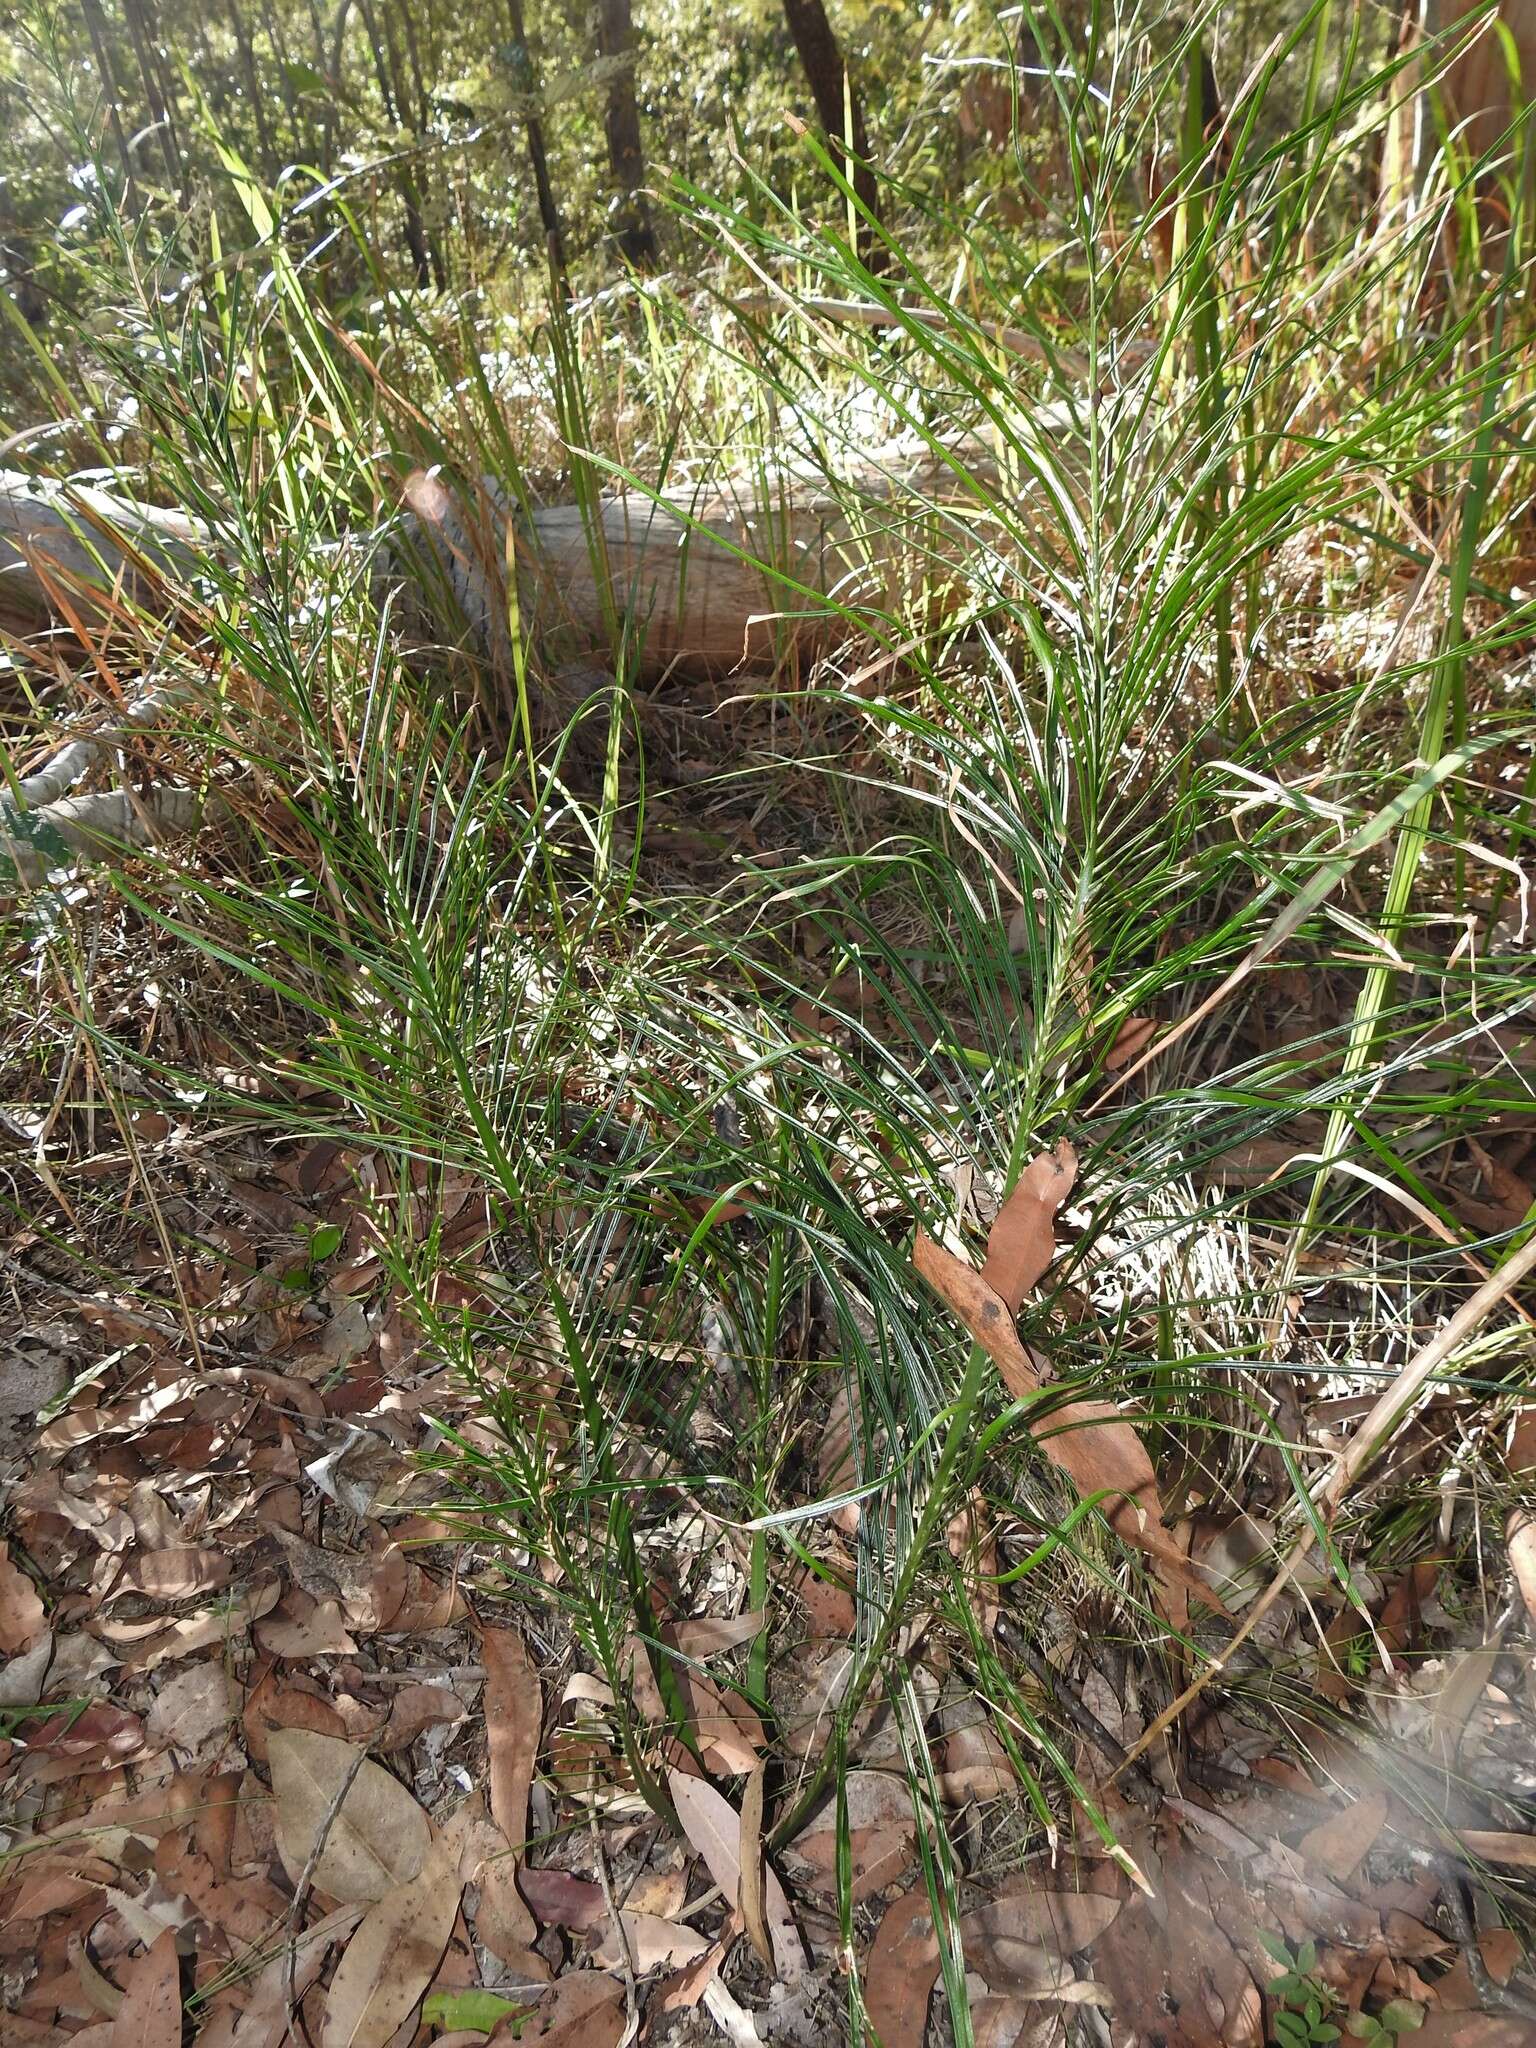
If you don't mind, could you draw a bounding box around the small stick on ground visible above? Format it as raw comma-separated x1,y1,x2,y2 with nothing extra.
284,1740,370,2015
995,1614,1162,1806
590,1803,640,2048
1441,1865,1536,2023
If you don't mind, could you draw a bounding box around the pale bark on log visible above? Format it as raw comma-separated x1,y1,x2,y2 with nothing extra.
0,469,204,633
0,465,896,880
0,459,988,680
0,785,205,886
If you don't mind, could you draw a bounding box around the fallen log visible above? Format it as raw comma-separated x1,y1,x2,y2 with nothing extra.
0,783,206,887
0,468,205,635
0,455,987,879
0,453,995,683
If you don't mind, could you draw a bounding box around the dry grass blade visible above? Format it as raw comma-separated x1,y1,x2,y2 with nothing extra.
1117,1231,1536,1777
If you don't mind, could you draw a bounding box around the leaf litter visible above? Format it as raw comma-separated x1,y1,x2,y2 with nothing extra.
0,1121,1533,2048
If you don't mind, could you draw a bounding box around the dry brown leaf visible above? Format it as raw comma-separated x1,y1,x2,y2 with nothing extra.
913,1230,1213,1621
73,1937,125,2018
946,1489,1001,1635
482,1626,540,1848
127,1575,282,1669
243,1668,350,1764
117,1546,232,1601
667,1767,805,1983
106,1877,192,1951
972,1994,1066,2048
382,1556,467,1633
1297,1789,1389,1884
0,1542,45,1654
110,1927,180,2048
320,1826,462,2048
652,1938,728,2016
790,1770,916,1903
1413,2019,1534,2048
1433,1927,1523,2011
671,1609,765,1658
940,1720,1018,1805
738,1762,770,1968
197,1904,363,2048
620,1867,688,1919
1104,1015,1158,1072
593,1911,712,1973
476,1625,545,1971
795,1565,856,1638
1091,1862,1262,2048
864,1887,941,2048
493,1970,624,2045
255,1592,359,1660
378,1682,465,1752
1457,1829,1536,1868
1431,1643,1505,1764
444,1797,549,1982
960,1889,1122,1966
979,1142,1078,1312
145,1663,237,1760
269,1729,430,1903
683,1667,764,1776
518,1867,606,1931
962,1941,1077,1999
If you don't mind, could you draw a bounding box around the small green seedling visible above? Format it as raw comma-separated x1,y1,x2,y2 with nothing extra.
1346,2002,1425,2041
0,1697,90,1742
280,1220,345,1292
1261,1934,1341,2047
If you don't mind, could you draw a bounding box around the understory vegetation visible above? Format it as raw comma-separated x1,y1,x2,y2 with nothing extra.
1,2,1535,2045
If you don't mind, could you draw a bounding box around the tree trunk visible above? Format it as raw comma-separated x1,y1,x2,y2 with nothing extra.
120,0,184,196
355,0,434,288
224,0,280,179
1432,0,1536,171
779,0,885,269
78,0,133,191
594,0,658,268
396,3,449,288
259,0,307,157
504,0,567,277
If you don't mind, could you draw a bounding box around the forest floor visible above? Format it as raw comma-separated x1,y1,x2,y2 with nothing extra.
3,40,1536,2034
3,637,1536,2048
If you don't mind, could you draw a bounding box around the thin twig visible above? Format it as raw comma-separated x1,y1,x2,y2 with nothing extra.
590,1802,640,2048
994,1614,1162,1805
284,1741,370,2017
